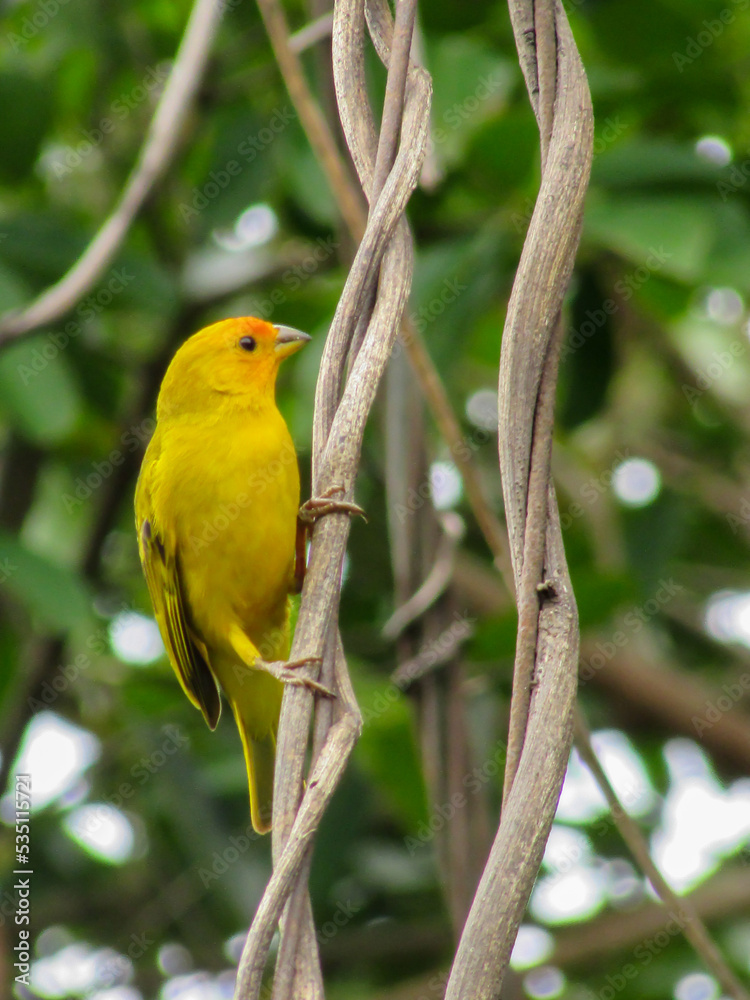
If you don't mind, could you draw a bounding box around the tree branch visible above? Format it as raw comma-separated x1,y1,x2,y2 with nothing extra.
252,0,514,594
554,863,750,968
381,512,463,641
234,2,432,995
0,0,225,343
575,713,750,999
445,1,592,995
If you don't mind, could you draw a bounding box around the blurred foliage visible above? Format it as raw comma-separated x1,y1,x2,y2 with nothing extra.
1,0,750,998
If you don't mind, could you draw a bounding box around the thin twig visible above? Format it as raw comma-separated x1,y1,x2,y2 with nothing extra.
368,5,515,595
255,0,366,242
451,547,750,775
381,511,464,639
400,325,515,593
251,0,514,596
289,12,334,53
273,4,424,991
390,619,475,688
575,713,750,1000
367,864,750,997
271,627,340,999
553,863,750,967
535,0,557,167
446,0,591,993
370,0,418,203
383,323,481,933
582,639,750,773
500,0,563,801
502,316,564,797
347,0,418,362
234,3,431,996
234,699,362,997
410,17,444,190
0,0,225,342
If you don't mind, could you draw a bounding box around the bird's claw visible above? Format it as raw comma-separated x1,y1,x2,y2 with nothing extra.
299,487,367,525
285,655,323,671
261,655,335,698
283,672,335,698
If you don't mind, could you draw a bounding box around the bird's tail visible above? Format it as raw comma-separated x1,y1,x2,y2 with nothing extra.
232,701,277,834
219,624,287,834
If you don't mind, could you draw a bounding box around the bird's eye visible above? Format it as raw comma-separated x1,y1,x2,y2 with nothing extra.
239,336,257,352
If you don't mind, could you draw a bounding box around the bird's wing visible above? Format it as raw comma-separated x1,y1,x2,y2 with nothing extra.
137,509,221,731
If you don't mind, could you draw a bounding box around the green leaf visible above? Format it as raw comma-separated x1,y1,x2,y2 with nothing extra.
0,215,88,282
428,35,516,170
0,262,30,314
560,268,616,429
354,672,427,830
0,335,82,445
0,71,53,183
280,137,338,227
585,194,717,282
702,201,750,294
0,532,91,632
468,110,540,191
572,572,639,630
592,138,725,187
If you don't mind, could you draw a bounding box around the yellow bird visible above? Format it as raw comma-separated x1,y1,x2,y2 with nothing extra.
134,316,313,833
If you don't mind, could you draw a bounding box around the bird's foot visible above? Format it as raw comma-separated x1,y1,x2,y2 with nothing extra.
299,486,367,525
259,655,334,698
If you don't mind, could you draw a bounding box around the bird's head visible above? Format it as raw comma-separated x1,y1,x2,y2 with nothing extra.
157,317,310,419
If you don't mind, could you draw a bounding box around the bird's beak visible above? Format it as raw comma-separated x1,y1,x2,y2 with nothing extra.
274,326,311,359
